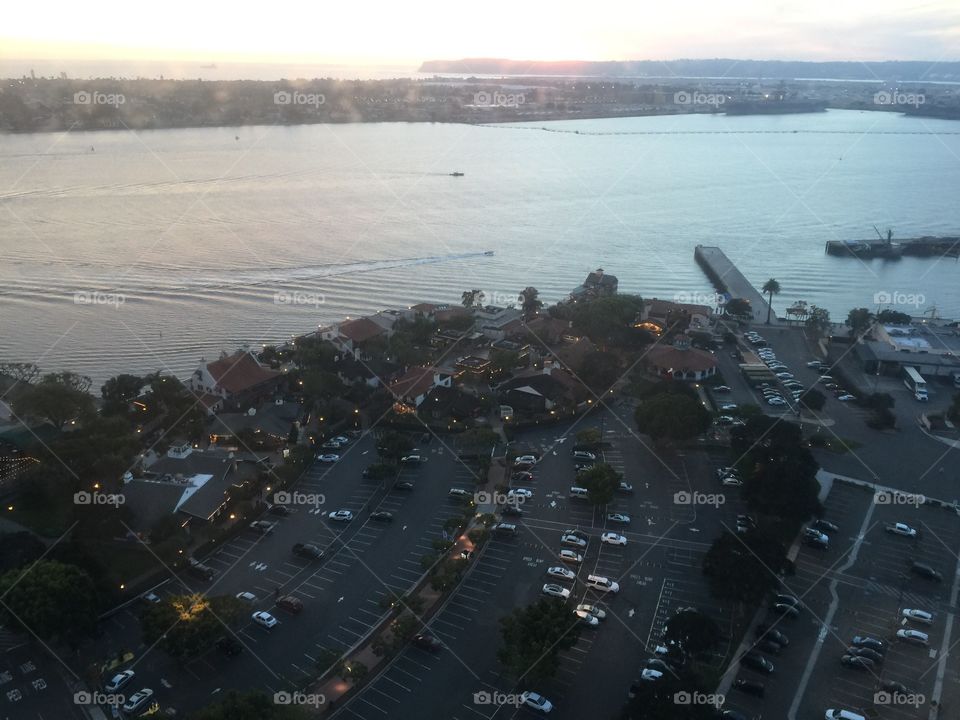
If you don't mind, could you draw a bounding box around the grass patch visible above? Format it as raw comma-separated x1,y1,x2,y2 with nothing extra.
808,435,861,454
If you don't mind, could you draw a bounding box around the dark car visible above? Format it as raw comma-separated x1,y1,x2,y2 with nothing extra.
292,543,324,561
740,652,774,673
772,603,800,618
732,678,765,697
722,712,749,720
394,480,415,491
370,511,394,522
501,505,524,517
881,680,914,697
851,636,885,653
911,562,943,582
215,636,243,656
411,634,443,653
756,640,781,656
846,646,883,664
276,595,304,614
804,534,829,550
811,519,839,533
268,504,291,516
755,625,789,646
840,654,875,670
511,471,534,483
645,659,671,673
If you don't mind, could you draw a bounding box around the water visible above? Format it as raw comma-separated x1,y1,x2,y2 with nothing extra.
1,110,959,387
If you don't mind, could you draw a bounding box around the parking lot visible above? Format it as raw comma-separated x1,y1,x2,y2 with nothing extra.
336,410,755,720
722,479,960,720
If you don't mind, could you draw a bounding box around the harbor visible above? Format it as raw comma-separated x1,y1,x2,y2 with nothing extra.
825,234,960,259
694,245,777,323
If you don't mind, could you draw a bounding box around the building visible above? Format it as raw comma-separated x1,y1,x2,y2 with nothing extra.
644,336,719,381
189,349,281,414
569,268,618,301
319,317,389,360
498,364,590,416
209,399,303,447
641,299,713,334
388,366,453,413
473,305,524,341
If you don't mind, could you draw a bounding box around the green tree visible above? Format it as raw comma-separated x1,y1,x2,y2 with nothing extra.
489,349,521,376
376,431,414,462
846,307,875,338
577,351,621,393
100,373,146,417
576,462,620,506
498,598,581,682
571,295,647,348
724,297,752,317
664,608,723,657
876,309,911,325
805,305,832,338
0,560,98,646
461,289,484,308
623,673,719,719
634,393,711,444
518,286,543,317
575,427,602,448
190,691,312,720
702,530,786,605
12,374,96,430
761,278,780,324
140,594,247,660
0,532,45,574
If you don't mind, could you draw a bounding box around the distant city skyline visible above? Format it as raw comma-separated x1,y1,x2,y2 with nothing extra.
3,0,959,70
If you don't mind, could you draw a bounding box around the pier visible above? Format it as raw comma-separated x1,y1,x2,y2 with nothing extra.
694,245,777,324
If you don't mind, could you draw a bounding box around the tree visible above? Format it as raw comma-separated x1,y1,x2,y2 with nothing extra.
702,530,786,605
489,349,521,376
664,608,723,658
876,309,911,325
376,431,414,462
761,279,780,324
799,388,826,412
623,672,720,720
577,463,620,506
100,374,146,417
724,297,752,317
0,532,45,574
571,295,647,348
805,305,832,337
634,393,711,444
140,594,247,660
461,289,484,308
518,287,543,317
12,374,96,430
0,362,40,384
0,560,99,646
577,351,621,393
498,598,581,682
301,369,344,406
575,427,602,448
949,393,960,424
191,691,312,720
846,308,875,338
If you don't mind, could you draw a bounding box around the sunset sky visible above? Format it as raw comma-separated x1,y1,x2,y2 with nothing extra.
3,0,959,68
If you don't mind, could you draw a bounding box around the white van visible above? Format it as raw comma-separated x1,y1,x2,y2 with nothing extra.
569,486,589,500
585,574,620,593
825,711,866,720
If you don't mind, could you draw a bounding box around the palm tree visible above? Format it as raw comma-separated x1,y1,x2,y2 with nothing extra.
461,289,484,308
761,279,781,324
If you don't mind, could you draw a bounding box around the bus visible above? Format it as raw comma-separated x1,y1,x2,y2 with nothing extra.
903,366,928,401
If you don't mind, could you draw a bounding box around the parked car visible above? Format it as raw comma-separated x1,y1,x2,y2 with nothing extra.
902,608,934,625
275,595,304,614
840,654,874,670
896,629,929,645
575,610,600,627
714,385,732,393
447,488,472,501
563,529,589,541
316,453,340,463
512,471,534,483
722,476,744,487
327,510,354,522
104,670,135,692
542,583,571,599
851,636,885,652
772,603,800,618
514,455,538,465
606,513,630,524
584,574,620,593
561,534,587,548
572,450,597,461
411,634,443,653
739,652,774,673
755,625,788,646
236,591,257,603
292,543,324,560
756,640,781,655
601,532,627,546
122,689,155,714
640,668,663,681
501,505,524,517
252,611,278,628
370,511,394,522
507,488,532,500
774,594,803,608
520,691,553,714
559,550,583,564
846,646,883,664
732,678,765,697
394,480,415,490
400,454,423,465
546,566,576,581
617,482,634,494
249,520,276,534
911,562,942,582
576,603,606,620
811,519,839,533
886,522,918,537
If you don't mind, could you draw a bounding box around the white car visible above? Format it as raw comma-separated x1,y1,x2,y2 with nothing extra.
521,691,553,713
122,689,155,714
572,450,597,461
585,574,620,593
546,566,576,581
575,609,600,626
236,591,257,603
902,609,934,625
886,522,918,538
558,549,583,563
897,628,929,645
328,510,354,522
719,403,738,411
507,488,533,499
576,603,607,620
252,610,278,628
806,360,823,368
767,397,787,406
317,453,340,463
542,583,571,599
515,455,538,465
606,513,631,524
640,668,663,681
837,394,856,401
722,476,743,487
400,454,423,464
601,532,627,546
331,435,350,445
825,712,865,720
105,669,135,692
561,534,587,548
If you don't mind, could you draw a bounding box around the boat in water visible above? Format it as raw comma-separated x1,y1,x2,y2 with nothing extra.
450,171,464,177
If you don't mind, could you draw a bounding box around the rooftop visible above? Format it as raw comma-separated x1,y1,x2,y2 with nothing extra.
205,351,280,395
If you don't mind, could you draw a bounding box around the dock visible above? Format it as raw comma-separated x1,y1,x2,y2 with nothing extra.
694,245,777,324
825,237,960,259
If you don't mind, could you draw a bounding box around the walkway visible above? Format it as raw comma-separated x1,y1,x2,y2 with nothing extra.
695,245,777,324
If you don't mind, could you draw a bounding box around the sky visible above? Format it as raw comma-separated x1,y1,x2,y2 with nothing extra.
2,0,959,72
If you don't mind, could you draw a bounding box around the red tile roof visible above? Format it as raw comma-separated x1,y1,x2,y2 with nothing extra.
389,367,441,401
206,352,280,395
339,317,386,343
645,345,718,373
